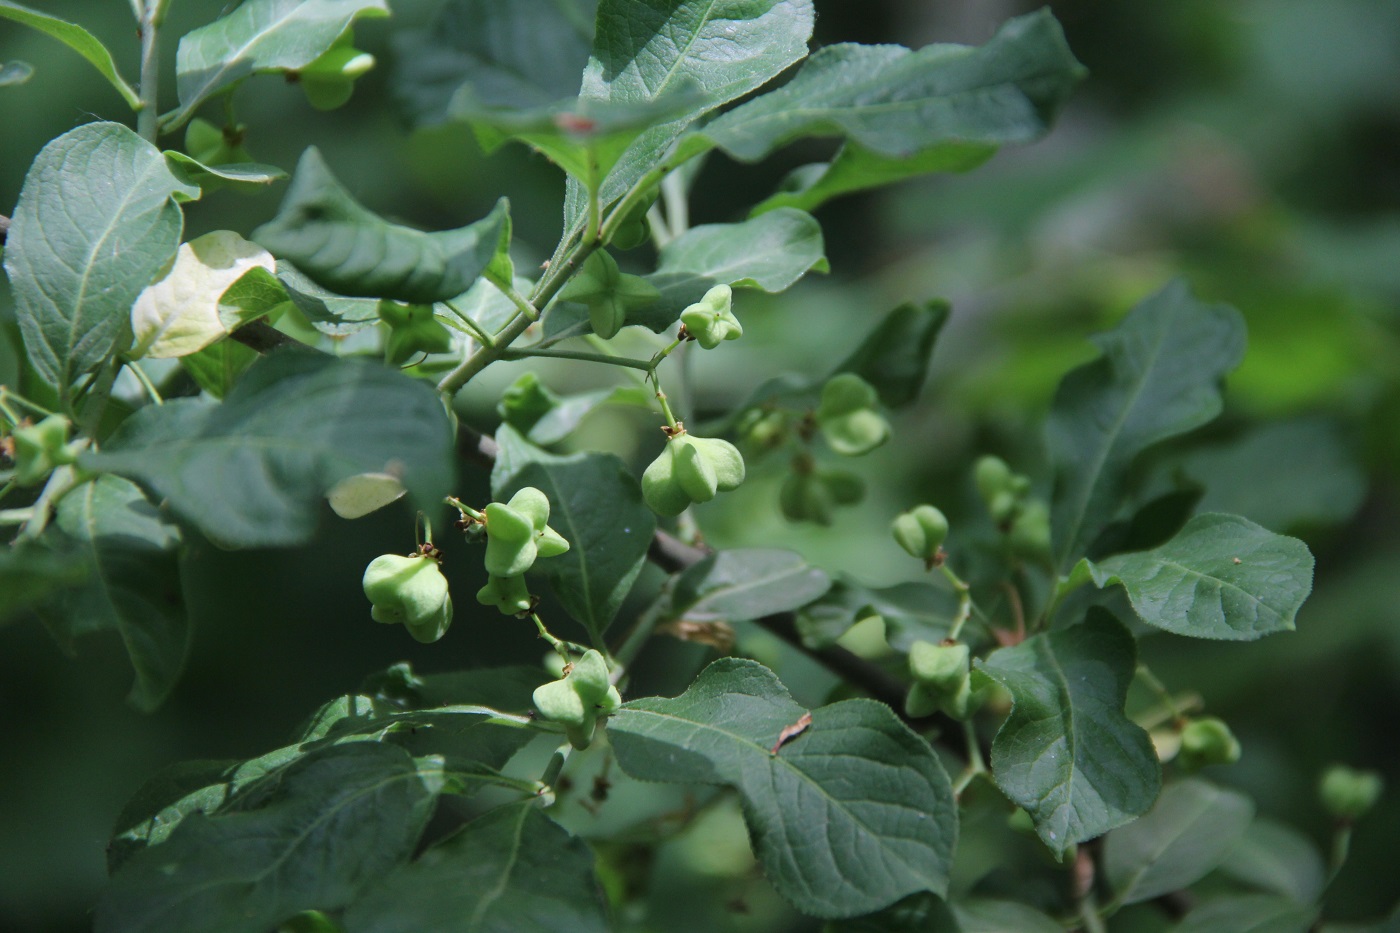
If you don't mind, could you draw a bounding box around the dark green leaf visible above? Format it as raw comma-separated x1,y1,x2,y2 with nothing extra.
609,658,956,918
170,0,390,130
630,208,826,331
492,426,655,642
833,300,950,407
277,262,383,336
827,893,958,933
1103,779,1254,906
0,1,139,106
0,540,89,625
82,352,453,548
38,476,189,711
253,148,510,304
391,0,595,128
975,612,1161,856
1047,280,1246,570
1170,895,1319,933
1086,513,1314,640
754,141,995,215
526,384,652,446
670,548,830,623
5,123,199,391
343,803,610,933
178,338,259,399
97,743,444,933
1218,819,1326,904
795,580,960,652
700,11,1083,164
953,899,1064,933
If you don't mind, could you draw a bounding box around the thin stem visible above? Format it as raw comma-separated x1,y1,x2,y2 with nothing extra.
78,358,121,438
0,387,58,421
490,275,539,323
530,612,574,665
499,348,653,372
655,387,679,428
440,300,495,347
127,361,164,405
952,719,987,797
136,1,162,143
1326,823,1353,887
1135,663,1185,724
661,171,689,237
0,507,35,526
645,203,674,248
17,464,83,542
445,496,483,521
942,563,973,641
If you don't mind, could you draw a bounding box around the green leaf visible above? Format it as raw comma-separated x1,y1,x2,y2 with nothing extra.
96,743,445,933
629,208,826,331
82,352,453,548
253,148,510,304
0,541,89,625
0,1,139,107
130,231,279,360
163,150,288,193
828,893,958,933
0,59,33,86
669,548,831,623
4,123,200,392
391,0,595,128
754,141,995,215
1085,513,1314,641
342,803,610,933
974,612,1161,856
37,476,189,711
178,339,259,400
609,658,956,918
701,11,1083,164
1103,779,1255,906
1218,819,1326,904
1169,895,1319,933
524,384,652,447
169,0,389,131
953,899,1065,933
276,262,383,335
1047,280,1246,570
491,426,655,642
795,580,959,652
833,299,950,408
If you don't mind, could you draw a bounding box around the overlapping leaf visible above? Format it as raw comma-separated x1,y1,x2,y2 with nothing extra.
609,658,956,918
82,352,453,548
5,123,200,392
975,612,1161,856
254,148,510,304
669,549,830,623
0,1,139,106
832,299,950,407
1085,513,1314,640
1047,280,1246,569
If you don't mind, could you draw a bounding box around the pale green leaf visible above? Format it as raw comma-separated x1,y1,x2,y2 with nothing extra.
164,150,288,193
342,803,610,933
0,1,139,106
609,658,956,918
96,743,445,933
1087,513,1314,640
1170,894,1319,933
1104,779,1255,906
1048,280,1246,570
38,476,189,711
170,0,389,130
130,231,277,359
974,612,1161,856
669,548,830,623
82,352,453,548
327,472,406,519
1219,819,1327,904
254,148,510,304
5,122,200,392
491,426,654,642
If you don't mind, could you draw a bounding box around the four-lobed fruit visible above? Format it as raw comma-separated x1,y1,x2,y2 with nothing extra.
557,250,659,339
1319,765,1383,821
642,432,746,516
779,467,864,524
476,573,534,616
483,486,570,577
892,504,949,562
904,640,984,720
295,30,376,111
10,415,78,486
362,553,453,643
498,372,560,435
379,302,453,364
816,373,890,456
532,649,623,749
1176,716,1242,770
680,284,742,349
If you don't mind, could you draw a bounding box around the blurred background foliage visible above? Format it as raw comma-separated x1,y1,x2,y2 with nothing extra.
2,0,1399,930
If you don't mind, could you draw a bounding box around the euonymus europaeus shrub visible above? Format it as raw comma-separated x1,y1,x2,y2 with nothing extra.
0,1,1383,930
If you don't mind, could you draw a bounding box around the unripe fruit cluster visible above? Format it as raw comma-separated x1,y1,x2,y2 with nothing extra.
362,552,453,643
974,455,1050,561
533,649,623,749
780,467,864,525
1319,764,1383,821
9,414,79,486
475,486,570,615
816,373,890,456
892,504,949,564
642,430,746,516
904,640,985,720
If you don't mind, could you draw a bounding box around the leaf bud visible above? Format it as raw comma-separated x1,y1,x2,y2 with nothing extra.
1176,716,1242,770
680,284,742,349
1320,765,1383,821
362,553,452,642
816,374,890,456
891,505,949,561
642,432,746,516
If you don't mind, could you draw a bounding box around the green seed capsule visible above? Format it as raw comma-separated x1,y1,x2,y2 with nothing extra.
482,487,569,577
816,374,890,456
891,505,949,561
11,414,76,486
908,641,969,695
557,251,659,339
974,455,1013,504
1320,765,1383,821
680,284,742,349
1177,716,1242,770
362,553,453,642
642,433,746,516
379,303,453,364
475,574,533,615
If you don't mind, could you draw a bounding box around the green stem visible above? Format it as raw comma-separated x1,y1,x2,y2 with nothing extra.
1078,895,1107,933
17,464,83,542
0,507,35,526
490,275,539,323
942,563,973,641
440,300,495,347
1326,822,1353,886
499,347,653,372
661,171,689,237
445,496,483,521
530,612,574,665
1135,663,1185,724
0,387,58,422
127,361,164,405
952,719,987,797
77,358,121,438
136,0,162,143
655,386,679,429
